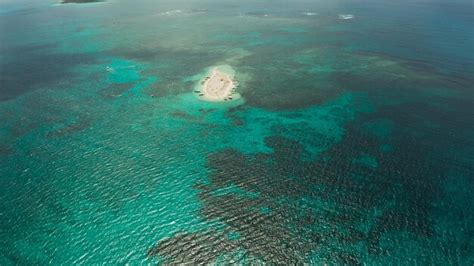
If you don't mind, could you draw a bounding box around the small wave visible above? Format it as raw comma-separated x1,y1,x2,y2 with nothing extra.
157,9,208,16
164,9,183,15
240,11,270,18
106,65,136,73
155,9,183,16
303,12,318,16
338,14,354,20
188,9,208,14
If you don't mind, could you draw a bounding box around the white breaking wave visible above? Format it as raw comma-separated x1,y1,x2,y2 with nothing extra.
338,14,354,20
156,9,208,16
164,9,183,15
155,9,183,16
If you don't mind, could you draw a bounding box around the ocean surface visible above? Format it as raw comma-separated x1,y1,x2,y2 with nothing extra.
1,0,473,264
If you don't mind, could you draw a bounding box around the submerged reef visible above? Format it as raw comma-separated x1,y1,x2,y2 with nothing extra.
148,124,448,263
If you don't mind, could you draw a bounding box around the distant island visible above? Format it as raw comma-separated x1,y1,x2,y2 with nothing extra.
61,0,104,4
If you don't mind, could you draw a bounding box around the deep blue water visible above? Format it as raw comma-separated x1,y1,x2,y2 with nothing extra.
1,0,473,264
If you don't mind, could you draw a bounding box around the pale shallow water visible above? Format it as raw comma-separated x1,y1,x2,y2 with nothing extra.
1,0,473,264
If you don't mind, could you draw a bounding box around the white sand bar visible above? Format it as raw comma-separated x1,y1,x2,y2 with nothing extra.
194,65,241,102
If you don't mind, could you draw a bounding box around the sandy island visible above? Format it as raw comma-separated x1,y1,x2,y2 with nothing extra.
194,65,241,102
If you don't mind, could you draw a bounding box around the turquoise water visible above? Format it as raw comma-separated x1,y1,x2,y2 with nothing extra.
1,0,473,264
